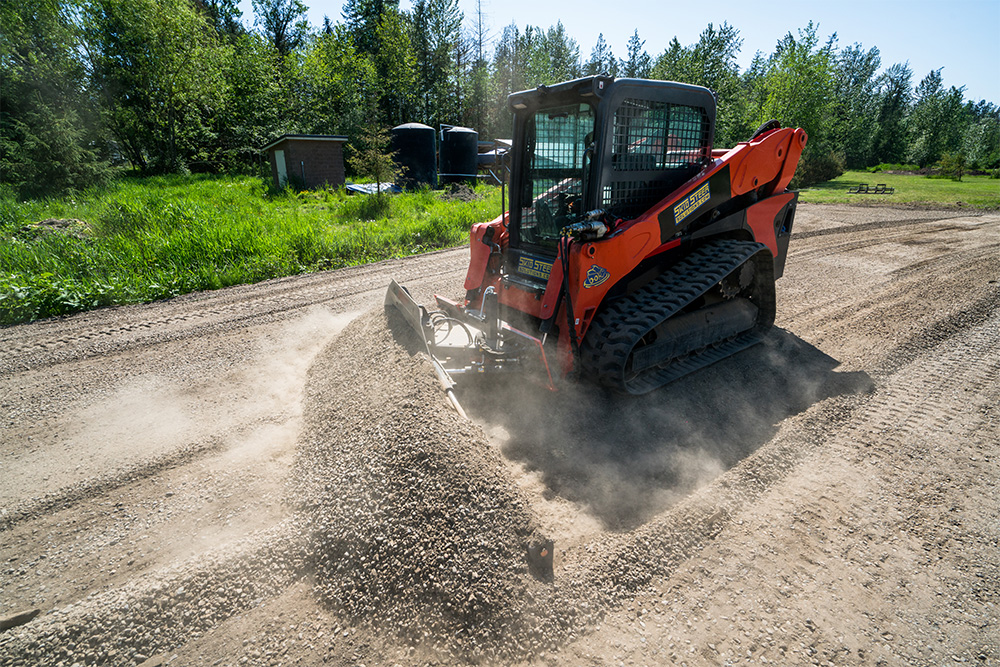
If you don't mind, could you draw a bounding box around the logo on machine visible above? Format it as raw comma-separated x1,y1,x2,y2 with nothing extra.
583,264,610,289
517,254,553,281
673,182,711,225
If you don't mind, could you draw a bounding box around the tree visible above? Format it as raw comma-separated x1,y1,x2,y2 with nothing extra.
620,30,651,78
486,22,524,137
411,0,462,126
217,32,287,170
1,0,110,196
484,21,587,136
343,0,398,55
651,23,744,146
295,26,374,138
348,125,400,217
832,43,881,168
464,0,490,130
652,38,684,81
870,62,912,165
251,0,307,58
349,126,399,184
755,23,840,186
962,102,1000,169
759,23,837,150
584,33,617,77
907,69,968,166
938,151,966,181
521,25,550,85
488,23,542,136
195,0,245,39
542,21,580,82
83,0,231,173
373,9,416,126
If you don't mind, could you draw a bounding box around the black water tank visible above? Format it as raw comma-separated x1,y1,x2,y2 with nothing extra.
439,126,478,185
391,122,436,188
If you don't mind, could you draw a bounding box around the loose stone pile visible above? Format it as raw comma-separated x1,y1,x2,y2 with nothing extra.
292,309,552,658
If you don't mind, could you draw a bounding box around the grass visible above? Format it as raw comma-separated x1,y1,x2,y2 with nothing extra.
798,170,1000,209
0,175,502,326
6,169,995,326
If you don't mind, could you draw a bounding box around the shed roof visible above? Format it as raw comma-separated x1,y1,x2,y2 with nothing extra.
262,134,349,151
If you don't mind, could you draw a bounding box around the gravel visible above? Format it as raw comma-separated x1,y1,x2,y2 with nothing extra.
1,206,996,666
0,520,307,667
291,308,552,660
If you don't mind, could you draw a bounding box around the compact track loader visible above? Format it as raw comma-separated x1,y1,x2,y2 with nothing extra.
386,76,807,399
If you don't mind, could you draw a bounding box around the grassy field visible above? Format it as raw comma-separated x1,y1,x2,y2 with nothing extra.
3,170,997,326
0,175,502,325
798,170,999,208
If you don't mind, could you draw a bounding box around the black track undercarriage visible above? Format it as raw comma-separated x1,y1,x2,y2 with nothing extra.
579,239,776,394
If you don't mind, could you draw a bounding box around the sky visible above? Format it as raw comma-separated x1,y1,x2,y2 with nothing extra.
238,0,1000,103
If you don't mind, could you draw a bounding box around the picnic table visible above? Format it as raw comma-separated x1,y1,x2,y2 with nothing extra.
848,183,895,194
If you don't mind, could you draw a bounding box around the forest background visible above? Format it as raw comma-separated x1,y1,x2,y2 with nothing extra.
2,0,999,199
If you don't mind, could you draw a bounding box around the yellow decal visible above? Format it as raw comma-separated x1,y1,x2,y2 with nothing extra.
583,264,610,289
518,255,553,281
673,182,711,225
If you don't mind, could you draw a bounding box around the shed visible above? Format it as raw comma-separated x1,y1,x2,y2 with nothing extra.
263,134,348,190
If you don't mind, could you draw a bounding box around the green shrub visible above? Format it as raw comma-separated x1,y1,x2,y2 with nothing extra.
790,150,846,189
355,191,393,220
867,163,920,173
937,152,967,181
0,273,120,325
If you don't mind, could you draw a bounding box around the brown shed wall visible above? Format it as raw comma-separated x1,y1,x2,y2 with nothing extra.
268,138,346,190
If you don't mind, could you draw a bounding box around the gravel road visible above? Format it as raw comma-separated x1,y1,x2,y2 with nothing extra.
1,204,997,666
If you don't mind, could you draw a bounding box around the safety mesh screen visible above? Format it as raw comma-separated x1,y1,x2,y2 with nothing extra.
603,98,710,219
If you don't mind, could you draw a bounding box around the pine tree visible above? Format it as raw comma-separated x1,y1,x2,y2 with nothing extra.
195,0,245,39
410,0,462,126
584,33,617,77
251,0,307,57
1,0,110,196
343,0,399,55
620,30,651,78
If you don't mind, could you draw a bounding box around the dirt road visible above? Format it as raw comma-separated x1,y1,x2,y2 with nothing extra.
1,204,997,666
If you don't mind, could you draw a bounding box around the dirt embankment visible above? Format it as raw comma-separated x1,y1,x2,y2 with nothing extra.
1,205,998,666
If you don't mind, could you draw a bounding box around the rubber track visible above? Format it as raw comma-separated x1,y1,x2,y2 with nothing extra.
580,239,773,394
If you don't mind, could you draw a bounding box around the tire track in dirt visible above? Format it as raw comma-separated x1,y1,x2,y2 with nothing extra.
0,249,467,374
0,414,294,532
541,238,999,667
791,211,973,240
488,215,1000,662
2,205,998,666
765,311,1000,665
788,218,990,263
778,213,998,357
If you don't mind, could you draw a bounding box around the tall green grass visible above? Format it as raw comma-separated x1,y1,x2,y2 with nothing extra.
0,175,502,325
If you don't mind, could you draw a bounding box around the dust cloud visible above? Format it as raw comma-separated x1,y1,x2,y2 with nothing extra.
238,308,361,419
0,376,201,506
459,328,873,532
0,308,359,511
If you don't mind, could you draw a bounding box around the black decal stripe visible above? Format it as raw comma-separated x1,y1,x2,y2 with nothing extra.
657,165,731,244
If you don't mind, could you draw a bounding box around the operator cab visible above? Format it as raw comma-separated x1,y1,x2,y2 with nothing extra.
506,76,716,284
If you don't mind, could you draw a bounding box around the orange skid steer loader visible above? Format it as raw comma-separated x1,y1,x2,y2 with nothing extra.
387,75,806,404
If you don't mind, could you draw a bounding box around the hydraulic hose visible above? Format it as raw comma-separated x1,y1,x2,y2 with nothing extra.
559,236,582,376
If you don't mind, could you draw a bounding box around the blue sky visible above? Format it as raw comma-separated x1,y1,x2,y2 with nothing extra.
238,0,1000,103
